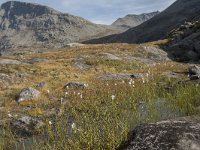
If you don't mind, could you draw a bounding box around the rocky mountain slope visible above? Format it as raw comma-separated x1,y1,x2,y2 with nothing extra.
0,1,118,52
111,11,159,30
167,20,200,61
86,0,200,44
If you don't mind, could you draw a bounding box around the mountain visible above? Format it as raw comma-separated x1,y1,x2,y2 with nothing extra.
86,0,200,44
111,11,159,30
0,1,119,51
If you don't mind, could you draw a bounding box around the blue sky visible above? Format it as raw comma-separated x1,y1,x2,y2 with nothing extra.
0,0,176,24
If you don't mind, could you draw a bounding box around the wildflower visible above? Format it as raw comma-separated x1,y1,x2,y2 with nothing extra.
71,122,76,129
65,92,69,97
66,86,69,89
74,91,76,95
84,84,89,87
106,83,109,86
80,94,83,99
49,121,52,125
132,85,135,88
8,113,12,118
142,78,145,84
47,90,50,94
111,95,116,100
122,80,125,84
77,92,81,95
114,83,117,86
60,97,64,104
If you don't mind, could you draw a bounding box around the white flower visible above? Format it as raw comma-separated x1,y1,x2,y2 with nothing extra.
71,122,76,129
114,83,117,86
8,113,12,118
65,92,69,97
142,78,145,84
80,94,83,99
84,84,89,87
111,95,116,100
106,83,109,86
66,86,69,89
47,90,50,94
122,80,125,84
49,121,52,125
132,85,135,88
77,93,81,95
60,97,64,104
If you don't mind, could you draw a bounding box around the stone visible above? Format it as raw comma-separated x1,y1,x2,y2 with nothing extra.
17,87,40,102
99,53,122,60
36,82,46,88
0,59,21,65
120,118,200,150
66,43,85,48
64,82,87,89
10,116,44,136
189,65,200,80
26,58,49,64
98,73,144,81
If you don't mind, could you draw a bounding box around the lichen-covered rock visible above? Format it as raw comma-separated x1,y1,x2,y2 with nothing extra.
10,116,44,136
17,87,40,102
0,59,21,65
120,118,200,150
64,82,87,89
189,65,200,80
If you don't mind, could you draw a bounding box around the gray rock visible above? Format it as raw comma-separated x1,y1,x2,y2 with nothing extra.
98,73,144,81
64,82,87,89
36,82,46,88
10,116,44,136
99,53,122,60
66,43,85,48
26,58,49,64
120,118,200,150
189,65,200,80
17,87,40,102
0,59,21,65
73,58,91,71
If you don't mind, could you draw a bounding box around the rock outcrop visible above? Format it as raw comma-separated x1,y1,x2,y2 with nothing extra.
168,20,200,61
119,118,200,150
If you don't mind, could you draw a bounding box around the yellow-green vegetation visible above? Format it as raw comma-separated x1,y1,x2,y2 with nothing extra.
0,44,199,150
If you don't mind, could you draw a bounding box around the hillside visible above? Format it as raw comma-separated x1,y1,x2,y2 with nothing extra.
0,1,119,52
111,11,159,30
86,0,200,44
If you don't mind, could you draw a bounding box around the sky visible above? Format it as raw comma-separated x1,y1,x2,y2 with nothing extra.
0,0,176,24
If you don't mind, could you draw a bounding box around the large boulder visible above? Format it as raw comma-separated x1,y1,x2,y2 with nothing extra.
17,87,40,102
10,116,44,136
120,118,200,150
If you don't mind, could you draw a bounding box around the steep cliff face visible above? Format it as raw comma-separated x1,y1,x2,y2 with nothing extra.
0,1,118,51
86,0,200,44
111,11,159,30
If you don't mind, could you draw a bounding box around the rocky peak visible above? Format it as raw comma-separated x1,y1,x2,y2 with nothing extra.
0,1,59,18
112,11,160,30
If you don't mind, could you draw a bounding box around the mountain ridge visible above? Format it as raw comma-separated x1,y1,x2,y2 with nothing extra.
85,0,200,44
111,11,159,30
0,1,119,52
